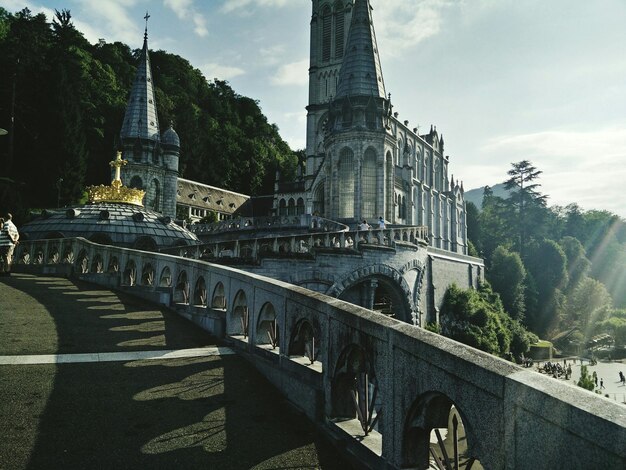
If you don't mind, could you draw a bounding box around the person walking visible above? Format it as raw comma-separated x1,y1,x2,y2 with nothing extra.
600,378,605,389
0,213,19,275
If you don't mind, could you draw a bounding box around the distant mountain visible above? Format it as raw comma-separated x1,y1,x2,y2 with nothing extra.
464,183,509,210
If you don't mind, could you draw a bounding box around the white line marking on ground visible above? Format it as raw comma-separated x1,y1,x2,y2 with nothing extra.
0,346,235,365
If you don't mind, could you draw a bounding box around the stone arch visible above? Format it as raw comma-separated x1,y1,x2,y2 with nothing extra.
75,249,89,274
330,343,382,435
256,302,279,349
47,244,60,264
362,147,377,219
141,263,155,286
174,270,189,304
91,253,104,273
403,392,483,469
193,276,207,307
288,318,320,363
279,198,287,216
327,264,416,324
211,282,226,309
122,259,136,286
296,197,305,215
313,182,325,216
228,289,249,337
159,266,172,287
107,256,119,273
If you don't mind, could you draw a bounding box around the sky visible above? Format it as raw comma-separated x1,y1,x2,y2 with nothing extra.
1,0,625,217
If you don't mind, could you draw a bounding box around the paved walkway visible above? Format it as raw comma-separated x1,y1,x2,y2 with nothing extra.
0,274,349,470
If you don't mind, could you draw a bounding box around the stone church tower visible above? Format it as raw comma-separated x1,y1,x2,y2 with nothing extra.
299,0,468,254
119,22,180,219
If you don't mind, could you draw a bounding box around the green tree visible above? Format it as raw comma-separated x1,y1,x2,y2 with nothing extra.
567,277,612,329
524,239,568,336
488,245,526,320
559,236,591,292
577,365,595,391
503,160,548,257
466,201,482,255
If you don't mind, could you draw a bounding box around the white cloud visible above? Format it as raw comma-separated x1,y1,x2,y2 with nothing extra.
202,62,246,80
271,59,308,86
371,0,454,57
480,127,626,216
219,0,292,14
163,0,208,37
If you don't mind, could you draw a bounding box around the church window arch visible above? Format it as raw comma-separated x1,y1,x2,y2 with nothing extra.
334,1,345,59
362,148,377,219
296,197,305,215
386,152,393,221
338,147,355,219
287,198,296,216
279,198,287,216
321,5,332,62
313,183,325,216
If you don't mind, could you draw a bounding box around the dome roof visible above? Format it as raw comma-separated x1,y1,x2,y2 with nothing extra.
162,125,180,147
21,202,198,249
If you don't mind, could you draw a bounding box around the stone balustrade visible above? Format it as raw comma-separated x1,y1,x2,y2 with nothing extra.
190,214,349,235
11,237,626,470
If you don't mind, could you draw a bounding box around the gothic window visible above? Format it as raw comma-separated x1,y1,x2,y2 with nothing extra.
279,198,287,216
338,147,355,219
362,148,377,219
334,1,345,59
287,198,296,216
296,197,305,215
313,183,325,215
322,5,332,62
386,152,393,221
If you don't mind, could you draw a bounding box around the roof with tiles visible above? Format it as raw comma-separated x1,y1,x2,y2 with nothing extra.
21,203,198,248
120,28,160,142
335,0,386,99
176,178,250,215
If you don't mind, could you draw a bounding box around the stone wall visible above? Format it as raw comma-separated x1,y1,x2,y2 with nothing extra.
12,238,626,470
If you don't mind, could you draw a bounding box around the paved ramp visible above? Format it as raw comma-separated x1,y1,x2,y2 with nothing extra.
0,274,348,470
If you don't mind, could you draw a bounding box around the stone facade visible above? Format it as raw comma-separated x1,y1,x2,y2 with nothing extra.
277,0,468,255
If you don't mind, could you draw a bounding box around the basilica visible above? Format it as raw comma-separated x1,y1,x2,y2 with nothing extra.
117,0,469,256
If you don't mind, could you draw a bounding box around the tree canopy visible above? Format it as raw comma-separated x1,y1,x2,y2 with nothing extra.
0,8,298,217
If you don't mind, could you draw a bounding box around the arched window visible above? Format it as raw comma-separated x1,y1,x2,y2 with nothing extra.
366,101,377,129
287,198,296,216
322,5,332,62
313,183,325,215
338,148,355,219
362,148,377,219
279,198,287,216
334,1,345,59
296,197,305,215
386,152,393,221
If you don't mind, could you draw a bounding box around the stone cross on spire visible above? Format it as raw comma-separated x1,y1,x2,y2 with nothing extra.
144,11,150,40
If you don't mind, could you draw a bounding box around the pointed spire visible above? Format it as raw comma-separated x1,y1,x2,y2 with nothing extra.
335,0,386,99
120,13,160,142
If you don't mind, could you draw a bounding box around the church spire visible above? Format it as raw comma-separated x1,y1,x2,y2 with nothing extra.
120,12,160,142
335,0,386,99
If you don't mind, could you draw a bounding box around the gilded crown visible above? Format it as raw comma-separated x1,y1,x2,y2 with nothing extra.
86,152,145,206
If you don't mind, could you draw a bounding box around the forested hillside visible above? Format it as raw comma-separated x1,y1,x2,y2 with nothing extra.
460,160,626,355
0,8,298,216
